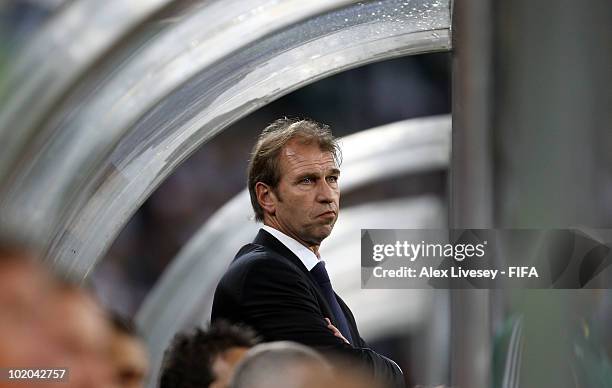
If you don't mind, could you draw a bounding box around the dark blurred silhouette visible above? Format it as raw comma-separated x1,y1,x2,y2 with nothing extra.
160,321,259,388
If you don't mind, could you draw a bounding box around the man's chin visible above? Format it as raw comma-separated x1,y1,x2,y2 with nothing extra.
311,225,334,242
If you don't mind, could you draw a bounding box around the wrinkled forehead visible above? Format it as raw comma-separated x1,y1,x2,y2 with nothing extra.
280,140,338,171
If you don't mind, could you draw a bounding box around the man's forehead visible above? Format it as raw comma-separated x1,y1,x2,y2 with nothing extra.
282,141,336,166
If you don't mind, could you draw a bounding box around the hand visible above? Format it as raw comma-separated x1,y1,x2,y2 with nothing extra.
325,317,350,344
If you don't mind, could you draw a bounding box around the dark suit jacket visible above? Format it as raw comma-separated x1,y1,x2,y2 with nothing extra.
211,229,405,387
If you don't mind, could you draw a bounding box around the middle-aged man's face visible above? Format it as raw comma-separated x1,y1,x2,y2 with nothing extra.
269,138,340,248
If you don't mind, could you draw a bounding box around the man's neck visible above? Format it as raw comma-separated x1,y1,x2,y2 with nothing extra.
262,221,320,257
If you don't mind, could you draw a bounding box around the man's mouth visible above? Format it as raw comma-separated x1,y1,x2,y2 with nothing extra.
317,211,336,218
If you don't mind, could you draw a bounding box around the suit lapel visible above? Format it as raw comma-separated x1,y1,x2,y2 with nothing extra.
253,229,339,325
253,229,311,277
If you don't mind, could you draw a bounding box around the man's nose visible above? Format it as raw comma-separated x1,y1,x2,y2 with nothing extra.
316,180,336,203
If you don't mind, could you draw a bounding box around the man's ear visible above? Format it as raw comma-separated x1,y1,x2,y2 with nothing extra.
255,182,276,215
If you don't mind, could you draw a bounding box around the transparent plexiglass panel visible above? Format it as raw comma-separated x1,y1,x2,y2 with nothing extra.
0,0,451,276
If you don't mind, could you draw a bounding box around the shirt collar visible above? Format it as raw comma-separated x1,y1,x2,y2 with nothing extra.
261,225,320,271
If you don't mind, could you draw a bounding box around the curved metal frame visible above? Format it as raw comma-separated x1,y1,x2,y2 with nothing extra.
0,0,173,181
0,0,451,277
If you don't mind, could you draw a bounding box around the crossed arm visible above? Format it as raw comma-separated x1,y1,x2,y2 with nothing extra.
232,259,405,388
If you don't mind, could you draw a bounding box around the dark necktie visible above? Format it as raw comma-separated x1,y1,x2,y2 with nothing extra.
310,261,354,345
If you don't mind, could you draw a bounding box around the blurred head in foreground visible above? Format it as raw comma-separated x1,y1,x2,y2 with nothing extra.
161,321,259,388
109,312,149,388
48,282,117,387
229,341,331,388
0,238,118,387
230,341,385,388
0,243,60,385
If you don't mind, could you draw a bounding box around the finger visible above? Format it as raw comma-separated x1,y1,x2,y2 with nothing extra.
334,333,349,344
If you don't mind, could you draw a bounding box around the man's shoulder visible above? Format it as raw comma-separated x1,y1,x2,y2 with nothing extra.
222,242,301,280
213,242,310,307
231,242,286,266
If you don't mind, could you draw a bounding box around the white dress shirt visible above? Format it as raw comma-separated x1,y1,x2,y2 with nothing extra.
261,225,321,271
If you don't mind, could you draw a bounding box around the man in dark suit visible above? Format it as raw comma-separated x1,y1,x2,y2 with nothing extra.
211,118,404,387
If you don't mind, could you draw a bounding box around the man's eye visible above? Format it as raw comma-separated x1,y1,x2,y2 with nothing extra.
301,177,313,184
327,176,339,183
